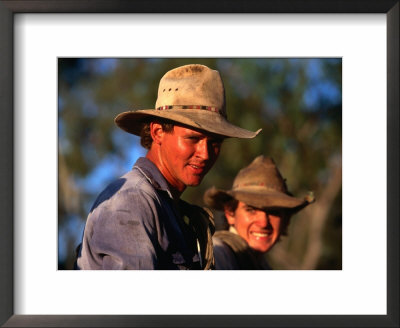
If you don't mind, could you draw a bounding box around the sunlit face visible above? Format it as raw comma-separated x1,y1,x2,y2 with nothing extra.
155,125,223,192
225,201,283,253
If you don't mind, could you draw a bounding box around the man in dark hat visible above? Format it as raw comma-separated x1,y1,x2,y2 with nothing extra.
75,64,261,270
204,155,314,269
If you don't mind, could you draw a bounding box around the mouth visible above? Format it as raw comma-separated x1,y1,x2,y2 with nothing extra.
250,231,272,239
188,163,207,175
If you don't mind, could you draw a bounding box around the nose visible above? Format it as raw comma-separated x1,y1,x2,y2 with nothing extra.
195,139,210,160
256,211,271,228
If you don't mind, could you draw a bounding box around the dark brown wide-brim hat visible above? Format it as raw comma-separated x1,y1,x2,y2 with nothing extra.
114,64,261,139
204,156,315,214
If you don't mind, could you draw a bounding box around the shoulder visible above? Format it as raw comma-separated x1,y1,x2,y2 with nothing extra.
213,230,248,251
214,231,266,270
90,168,158,211
85,168,164,232
212,234,239,270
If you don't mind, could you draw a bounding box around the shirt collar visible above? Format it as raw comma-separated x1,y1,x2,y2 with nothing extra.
133,157,174,199
229,226,239,235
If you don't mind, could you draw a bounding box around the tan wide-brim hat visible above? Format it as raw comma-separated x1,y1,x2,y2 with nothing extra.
115,64,261,139
204,156,315,213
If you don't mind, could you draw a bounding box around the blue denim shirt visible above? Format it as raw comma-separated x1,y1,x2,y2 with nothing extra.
76,157,209,270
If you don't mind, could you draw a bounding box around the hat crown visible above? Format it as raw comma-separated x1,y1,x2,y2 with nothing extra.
232,156,288,193
155,64,227,117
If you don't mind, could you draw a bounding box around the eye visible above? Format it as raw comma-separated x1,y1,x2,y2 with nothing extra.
245,206,256,213
268,210,284,218
186,136,200,142
209,138,223,148
213,140,223,147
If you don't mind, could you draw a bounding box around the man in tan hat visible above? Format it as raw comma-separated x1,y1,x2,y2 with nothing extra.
76,64,261,270
204,156,314,269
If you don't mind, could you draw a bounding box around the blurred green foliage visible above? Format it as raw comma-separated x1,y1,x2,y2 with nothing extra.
58,58,342,270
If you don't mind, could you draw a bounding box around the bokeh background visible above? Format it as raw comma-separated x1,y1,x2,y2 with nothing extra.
58,58,342,270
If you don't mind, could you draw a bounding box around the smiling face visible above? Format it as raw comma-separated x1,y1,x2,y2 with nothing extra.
147,122,223,194
225,201,283,253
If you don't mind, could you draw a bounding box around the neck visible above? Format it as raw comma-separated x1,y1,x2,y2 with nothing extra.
146,150,185,201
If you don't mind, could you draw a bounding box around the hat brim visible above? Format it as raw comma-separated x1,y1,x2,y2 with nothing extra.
115,109,261,139
204,186,313,214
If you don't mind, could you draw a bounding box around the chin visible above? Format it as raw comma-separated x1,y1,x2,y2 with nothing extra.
186,178,203,186
251,243,273,253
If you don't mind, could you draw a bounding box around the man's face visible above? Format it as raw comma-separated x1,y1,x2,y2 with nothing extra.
156,124,223,191
225,201,283,253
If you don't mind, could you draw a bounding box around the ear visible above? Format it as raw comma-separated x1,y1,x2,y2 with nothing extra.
224,207,236,226
149,122,165,145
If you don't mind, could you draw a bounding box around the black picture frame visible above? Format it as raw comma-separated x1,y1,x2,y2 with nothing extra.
0,1,398,327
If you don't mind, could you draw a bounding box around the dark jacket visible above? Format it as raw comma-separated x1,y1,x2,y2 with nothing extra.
213,229,271,270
